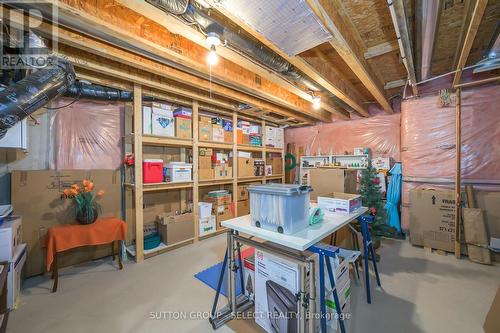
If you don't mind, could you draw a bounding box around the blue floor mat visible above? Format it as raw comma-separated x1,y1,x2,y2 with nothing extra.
194,261,243,297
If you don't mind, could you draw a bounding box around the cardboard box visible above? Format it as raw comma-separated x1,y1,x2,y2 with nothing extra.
206,193,232,205
199,168,214,181
237,128,243,144
237,200,250,217
353,147,366,155
199,147,213,156
318,193,362,215
238,157,255,177
200,115,212,123
7,243,26,310
199,155,212,170
254,159,265,176
372,157,391,170
214,203,233,229
266,157,283,175
224,130,233,143
214,165,232,179
309,168,358,200
156,213,194,245
11,170,121,277
237,185,249,201
175,117,192,139
243,254,255,301
409,189,456,252
0,216,22,261
212,124,224,142
199,121,212,141
151,106,174,137
242,134,250,145
274,128,284,149
199,216,216,236
265,126,276,147
142,106,152,135
198,202,212,219
484,286,500,333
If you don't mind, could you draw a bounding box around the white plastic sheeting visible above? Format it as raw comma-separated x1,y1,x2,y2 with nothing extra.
216,0,332,56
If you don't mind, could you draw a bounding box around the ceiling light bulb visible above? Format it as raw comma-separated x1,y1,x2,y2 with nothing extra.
207,45,219,66
206,32,221,47
312,96,321,110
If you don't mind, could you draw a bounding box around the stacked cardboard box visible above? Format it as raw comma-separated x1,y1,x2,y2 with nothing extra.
237,120,250,145
199,148,214,180
236,184,250,217
199,115,212,141
205,192,234,229
223,120,233,143
173,107,192,139
156,212,194,245
266,155,283,175
237,151,254,177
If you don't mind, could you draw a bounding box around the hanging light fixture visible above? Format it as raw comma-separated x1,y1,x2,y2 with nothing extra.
207,45,219,66
312,95,321,110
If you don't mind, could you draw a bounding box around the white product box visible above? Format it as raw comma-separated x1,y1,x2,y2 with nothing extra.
243,254,255,301
198,215,216,236
239,121,251,134
274,128,284,149
376,172,387,196
0,216,22,262
237,151,252,159
143,106,152,135
317,193,362,215
353,147,366,155
255,249,312,333
165,162,192,182
212,126,225,142
265,126,276,147
151,105,174,137
8,243,27,310
249,125,261,136
198,202,213,219
265,165,273,176
372,156,391,170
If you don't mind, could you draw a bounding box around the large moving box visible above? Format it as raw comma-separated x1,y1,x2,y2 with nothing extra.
409,189,456,252
11,170,121,277
309,168,357,200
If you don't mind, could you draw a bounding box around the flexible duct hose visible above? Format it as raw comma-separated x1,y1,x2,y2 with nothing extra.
65,81,133,101
0,58,75,139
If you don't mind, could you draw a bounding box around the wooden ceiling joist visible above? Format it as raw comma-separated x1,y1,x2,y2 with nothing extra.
453,0,488,87
201,0,368,118
388,0,418,96
26,0,327,122
306,0,394,114
364,40,399,59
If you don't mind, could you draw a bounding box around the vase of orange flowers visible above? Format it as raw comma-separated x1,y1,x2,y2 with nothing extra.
63,180,105,225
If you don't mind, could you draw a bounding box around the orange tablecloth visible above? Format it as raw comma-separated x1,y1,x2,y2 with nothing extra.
45,217,127,272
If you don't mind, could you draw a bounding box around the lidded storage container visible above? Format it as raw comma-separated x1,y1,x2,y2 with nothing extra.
248,184,312,234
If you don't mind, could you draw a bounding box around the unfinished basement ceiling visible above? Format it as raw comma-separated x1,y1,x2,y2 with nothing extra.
214,0,332,56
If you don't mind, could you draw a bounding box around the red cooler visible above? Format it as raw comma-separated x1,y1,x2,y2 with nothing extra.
143,159,164,183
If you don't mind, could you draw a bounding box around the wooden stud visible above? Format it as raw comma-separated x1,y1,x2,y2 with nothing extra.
306,0,394,114
452,0,488,87
232,112,238,217
452,0,473,72
364,40,400,59
455,87,462,259
133,83,144,262
192,100,200,241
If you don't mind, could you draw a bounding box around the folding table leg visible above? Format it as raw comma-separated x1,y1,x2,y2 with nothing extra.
361,220,371,304
325,256,346,333
318,253,327,333
369,242,381,287
210,249,228,320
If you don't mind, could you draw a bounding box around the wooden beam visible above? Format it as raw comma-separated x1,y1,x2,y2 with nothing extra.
452,0,473,71
389,0,419,96
455,87,462,259
364,40,399,59
133,83,144,263
306,0,394,114
28,0,326,122
202,0,369,118
420,0,442,80
384,79,406,90
192,100,200,241
452,0,488,87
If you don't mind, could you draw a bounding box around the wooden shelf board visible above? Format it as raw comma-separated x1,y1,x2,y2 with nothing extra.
237,144,263,152
141,134,193,147
238,176,264,182
266,147,284,153
266,174,284,180
126,238,195,259
142,182,193,192
198,228,228,240
199,141,233,149
199,179,234,187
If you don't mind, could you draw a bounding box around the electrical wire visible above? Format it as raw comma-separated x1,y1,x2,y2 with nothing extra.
44,89,81,110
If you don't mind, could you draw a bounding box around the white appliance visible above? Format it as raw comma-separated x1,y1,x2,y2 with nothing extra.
0,119,28,149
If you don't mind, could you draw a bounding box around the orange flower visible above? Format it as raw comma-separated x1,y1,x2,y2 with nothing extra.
87,182,94,191
63,189,72,196
70,189,78,196
71,184,80,192
97,190,105,197
82,179,90,187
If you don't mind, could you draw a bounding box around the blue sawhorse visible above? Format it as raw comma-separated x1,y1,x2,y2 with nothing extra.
308,242,346,333
359,215,381,304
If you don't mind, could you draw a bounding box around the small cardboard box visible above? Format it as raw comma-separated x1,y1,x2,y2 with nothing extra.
199,155,212,170
237,200,250,217
175,117,192,139
199,115,212,123
242,134,250,145
238,157,255,177
151,106,174,137
372,157,391,170
214,204,234,229
237,185,249,201
212,124,224,142
409,189,456,252
199,121,211,141
199,147,213,156
206,193,232,205
157,213,194,245
199,168,214,181
484,286,500,333
318,193,362,215
266,157,283,175
309,168,358,200
199,216,216,236
214,165,232,179
224,130,233,143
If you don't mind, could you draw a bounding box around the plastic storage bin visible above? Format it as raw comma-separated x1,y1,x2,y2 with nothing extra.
165,162,192,182
143,159,164,183
248,184,312,234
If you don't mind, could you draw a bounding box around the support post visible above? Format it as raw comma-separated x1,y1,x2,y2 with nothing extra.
193,100,200,240
232,111,238,217
133,83,144,262
455,88,462,258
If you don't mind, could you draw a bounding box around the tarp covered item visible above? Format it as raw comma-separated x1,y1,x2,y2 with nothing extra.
385,163,402,233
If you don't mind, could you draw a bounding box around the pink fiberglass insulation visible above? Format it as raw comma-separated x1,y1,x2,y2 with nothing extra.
50,98,124,170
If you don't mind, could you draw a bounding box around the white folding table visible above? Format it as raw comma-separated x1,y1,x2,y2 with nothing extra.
209,206,368,333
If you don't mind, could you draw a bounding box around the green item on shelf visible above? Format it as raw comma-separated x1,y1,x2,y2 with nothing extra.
144,233,161,250
208,190,229,197
309,207,324,225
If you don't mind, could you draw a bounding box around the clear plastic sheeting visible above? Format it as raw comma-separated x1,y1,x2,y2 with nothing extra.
50,98,124,170
284,114,401,160
401,85,500,179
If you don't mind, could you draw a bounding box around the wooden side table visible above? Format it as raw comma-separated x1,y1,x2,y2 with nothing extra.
46,217,127,292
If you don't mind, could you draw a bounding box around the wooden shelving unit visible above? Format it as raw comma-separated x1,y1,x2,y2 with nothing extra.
126,86,285,262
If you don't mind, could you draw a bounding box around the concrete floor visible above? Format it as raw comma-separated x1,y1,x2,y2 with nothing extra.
7,235,500,333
